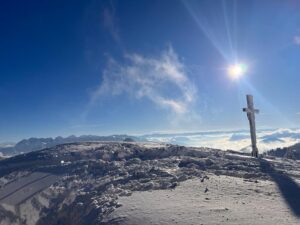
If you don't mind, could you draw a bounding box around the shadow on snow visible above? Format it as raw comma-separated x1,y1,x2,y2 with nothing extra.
259,159,300,217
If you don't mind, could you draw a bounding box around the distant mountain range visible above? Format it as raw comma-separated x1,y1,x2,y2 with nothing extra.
0,135,141,156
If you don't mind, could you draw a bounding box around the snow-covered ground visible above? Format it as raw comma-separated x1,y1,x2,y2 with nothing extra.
104,175,300,225
0,142,300,225
0,172,59,205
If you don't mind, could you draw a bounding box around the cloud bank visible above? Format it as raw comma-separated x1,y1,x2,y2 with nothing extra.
143,128,300,153
91,47,197,116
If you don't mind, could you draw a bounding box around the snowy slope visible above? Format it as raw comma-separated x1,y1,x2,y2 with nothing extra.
0,142,299,225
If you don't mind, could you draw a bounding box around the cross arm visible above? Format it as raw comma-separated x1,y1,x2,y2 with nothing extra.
243,108,259,114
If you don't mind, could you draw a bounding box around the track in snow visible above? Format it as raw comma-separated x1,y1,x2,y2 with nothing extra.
0,172,59,205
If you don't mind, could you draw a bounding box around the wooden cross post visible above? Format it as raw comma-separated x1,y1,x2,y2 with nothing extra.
243,95,259,158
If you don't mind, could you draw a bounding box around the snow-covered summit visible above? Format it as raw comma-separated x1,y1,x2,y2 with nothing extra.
0,142,299,225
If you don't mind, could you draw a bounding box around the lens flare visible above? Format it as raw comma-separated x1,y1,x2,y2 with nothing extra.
227,63,247,79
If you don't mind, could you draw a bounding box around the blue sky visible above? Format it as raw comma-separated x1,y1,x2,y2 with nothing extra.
1,0,300,142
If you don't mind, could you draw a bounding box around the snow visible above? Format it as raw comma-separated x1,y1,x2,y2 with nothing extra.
0,142,300,224
0,172,59,205
104,175,300,225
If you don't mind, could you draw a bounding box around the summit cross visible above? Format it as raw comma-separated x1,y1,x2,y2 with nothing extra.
243,95,259,158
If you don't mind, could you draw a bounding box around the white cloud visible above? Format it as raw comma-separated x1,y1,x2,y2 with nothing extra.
91,47,197,116
293,35,300,45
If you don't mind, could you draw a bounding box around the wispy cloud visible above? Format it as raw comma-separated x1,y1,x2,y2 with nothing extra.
102,4,120,43
293,35,300,45
90,47,197,117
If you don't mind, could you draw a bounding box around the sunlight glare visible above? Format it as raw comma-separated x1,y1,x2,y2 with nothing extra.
227,63,247,79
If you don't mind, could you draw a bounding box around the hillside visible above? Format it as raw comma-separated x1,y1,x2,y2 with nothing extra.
266,142,300,160
0,142,299,225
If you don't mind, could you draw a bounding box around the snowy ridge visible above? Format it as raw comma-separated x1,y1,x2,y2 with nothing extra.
0,142,299,224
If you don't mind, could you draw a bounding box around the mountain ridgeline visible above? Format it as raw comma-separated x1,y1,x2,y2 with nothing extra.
0,135,140,156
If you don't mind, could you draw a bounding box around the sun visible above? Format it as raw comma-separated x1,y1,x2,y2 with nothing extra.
227,63,247,79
